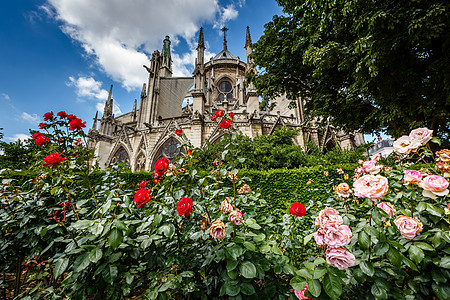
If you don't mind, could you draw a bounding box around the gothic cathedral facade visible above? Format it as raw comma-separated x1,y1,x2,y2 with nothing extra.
88,27,365,171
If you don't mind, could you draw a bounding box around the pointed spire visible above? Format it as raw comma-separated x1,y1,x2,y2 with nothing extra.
161,36,172,70
141,83,147,98
197,27,205,49
221,26,229,50
103,85,113,117
132,99,137,121
92,111,98,130
245,26,252,49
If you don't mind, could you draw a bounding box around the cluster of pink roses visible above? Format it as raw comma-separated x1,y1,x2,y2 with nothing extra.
355,159,384,176
403,170,449,199
393,127,433,155
220,197,244,226
314,207,355,270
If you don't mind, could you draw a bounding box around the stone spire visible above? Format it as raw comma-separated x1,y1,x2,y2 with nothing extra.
245,26,254,68
141,82,147,98
221,26,229,50
197,27,205,49
103,85,113,118
92,111,98,130
160,35,172,76
132,99,137,121
245,26,252,49
196,27,205,66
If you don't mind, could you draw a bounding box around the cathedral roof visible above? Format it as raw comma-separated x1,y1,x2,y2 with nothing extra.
213,48,238,60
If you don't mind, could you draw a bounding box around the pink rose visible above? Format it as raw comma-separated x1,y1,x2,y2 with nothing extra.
403,170,423,184
362,160,383,174
377,202,395,217
323,224,353,248
315,207,343,228
314,227,327,246
294,283,311,299
209,220,226,239
394,215,423,240
228,208,243,225
393,136,421,155
409,127,433,146
220,198,233,214
353,175,389,200
325,247,356,270
436,149,450,162
419,175,449,199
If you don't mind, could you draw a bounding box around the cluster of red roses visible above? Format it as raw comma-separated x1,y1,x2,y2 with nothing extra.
134,180,152,208
39,111,86,131
32,132,50,147
210,110,233,129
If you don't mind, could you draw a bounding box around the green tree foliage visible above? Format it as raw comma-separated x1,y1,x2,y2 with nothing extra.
248,0,450,139
192,127,367,170
0,137,40,170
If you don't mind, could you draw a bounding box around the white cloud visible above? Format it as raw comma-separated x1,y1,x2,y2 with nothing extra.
67,76,109,100
21,112,40,124
213,4,239,29
6,134,30,142
1,93,10,101
44,0,223,90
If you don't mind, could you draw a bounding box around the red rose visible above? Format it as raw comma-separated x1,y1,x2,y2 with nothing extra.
43,112,54,121
211,115,217,121
154,157,169,174
139,180,149,188
39,123,47,129
229,112,234,118
134,188,151,208
187,149,192,155
216,110,224,117
289,202,306,217
57,111,68,119
175,129,182,136
177,197,193,217
220,119,232,129
69,118,86,131
35,135,50,146
43,153,65,167
32,132,44,140
66,114,77,121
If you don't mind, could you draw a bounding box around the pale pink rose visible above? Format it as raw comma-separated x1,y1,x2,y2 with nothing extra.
220,197,233,214
294,283,311,299
209,220,226,239
362,160,383,174
353,175,389,200
323,224,353,248
325,247,356,270
358,159,364,164
419,175,449,199
403,170,423,184
393,136,421,155
409,127,433,146
436,149,450,162
335,182,352,198
394,215,423,240
315,207,343,228
354,166,365,175
228,208,243,225
377,202,395,217
313,227,327,246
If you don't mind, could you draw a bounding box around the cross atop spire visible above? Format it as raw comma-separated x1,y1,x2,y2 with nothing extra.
221,26,229,50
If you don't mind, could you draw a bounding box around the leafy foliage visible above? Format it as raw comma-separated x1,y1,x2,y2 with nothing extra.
249,0,450,140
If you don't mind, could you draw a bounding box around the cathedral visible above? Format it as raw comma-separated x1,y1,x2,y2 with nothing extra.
88,27,364,171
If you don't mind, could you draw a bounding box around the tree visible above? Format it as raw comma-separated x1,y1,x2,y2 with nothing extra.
0,134,41,170
248,0,450,140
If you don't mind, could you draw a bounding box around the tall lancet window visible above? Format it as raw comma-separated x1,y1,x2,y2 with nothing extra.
218,78,233,101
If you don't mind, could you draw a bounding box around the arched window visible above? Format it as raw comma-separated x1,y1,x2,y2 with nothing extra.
217,78,233,101
135,152,146,171
152,138,181,167
111,147,130,168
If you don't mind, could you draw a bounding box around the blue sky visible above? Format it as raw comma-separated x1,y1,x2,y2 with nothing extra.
0,0,282,142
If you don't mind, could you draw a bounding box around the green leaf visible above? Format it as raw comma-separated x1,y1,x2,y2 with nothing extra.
374,243,389,256
225,244,244,260
432,283,450,300
371,283,388,300
387,246,402,267
89,247,103,263
296,268,313,279
227,260,239,272
240,261,257,279
108,228,123,250
225,282,240,296
427,204,444,217
73,253,90,273
402,257,418,272
157,224,175,238
313,267,327,279
358,231,370,250
323,273,342,300
360,261,375,277
414,242,434,251
243,241,256,251
272,245,283,255
409,245,424,264
40,227,48,238
307,279,321,297
431,268,447,284
240,282,255,295
102,264,118,284
439,256,450,269
303,233,314,245
54,257,69,279
290,277,307,291
364,226,379,238
430,136,441,146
